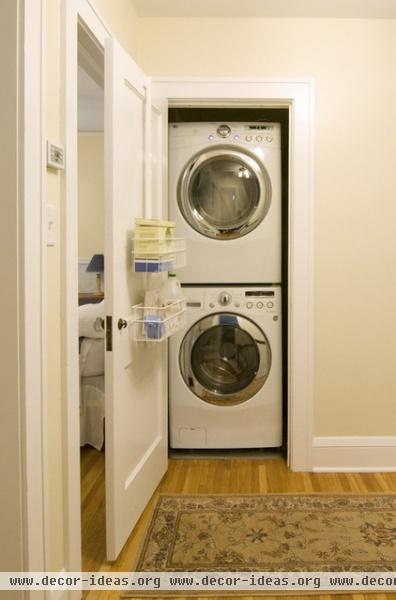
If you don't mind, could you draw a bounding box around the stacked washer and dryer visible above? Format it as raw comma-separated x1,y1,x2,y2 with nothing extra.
168,121,283,449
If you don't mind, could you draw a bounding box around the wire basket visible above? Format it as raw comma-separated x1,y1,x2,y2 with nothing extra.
132,238,186,273
130,298,186,342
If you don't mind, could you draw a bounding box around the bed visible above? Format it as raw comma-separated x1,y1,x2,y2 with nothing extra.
79,301,105,450
80,374,105,450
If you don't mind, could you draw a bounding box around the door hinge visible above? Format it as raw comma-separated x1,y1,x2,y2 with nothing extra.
106,315,112,351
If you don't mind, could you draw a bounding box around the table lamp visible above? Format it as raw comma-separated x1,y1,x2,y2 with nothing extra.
86,254,104,296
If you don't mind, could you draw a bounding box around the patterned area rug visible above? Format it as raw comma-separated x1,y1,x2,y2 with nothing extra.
133,494,396,572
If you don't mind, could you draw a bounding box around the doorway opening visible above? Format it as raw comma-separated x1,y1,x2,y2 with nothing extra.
77,23,106,571
167,106,289,459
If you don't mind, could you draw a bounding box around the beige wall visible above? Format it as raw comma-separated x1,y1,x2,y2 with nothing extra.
135,17,396,436
0,0,24,582
93,0,140,60
78,133,104,258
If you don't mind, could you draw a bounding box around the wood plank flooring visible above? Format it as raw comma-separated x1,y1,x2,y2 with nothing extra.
80,447,396,600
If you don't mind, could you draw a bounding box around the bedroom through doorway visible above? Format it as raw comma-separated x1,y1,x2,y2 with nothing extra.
77,23,106,571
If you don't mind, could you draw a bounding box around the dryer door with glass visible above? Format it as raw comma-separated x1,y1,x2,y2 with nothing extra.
177,145,271,240
179,313,271,406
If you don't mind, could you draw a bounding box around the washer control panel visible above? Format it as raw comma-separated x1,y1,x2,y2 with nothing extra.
205,288,280,314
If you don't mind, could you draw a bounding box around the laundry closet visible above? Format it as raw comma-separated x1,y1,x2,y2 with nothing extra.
166,107,289,454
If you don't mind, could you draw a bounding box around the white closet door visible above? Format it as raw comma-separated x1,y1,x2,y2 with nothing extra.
104,36,168,560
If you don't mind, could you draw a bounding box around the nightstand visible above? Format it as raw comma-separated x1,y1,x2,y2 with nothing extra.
78,292,104,306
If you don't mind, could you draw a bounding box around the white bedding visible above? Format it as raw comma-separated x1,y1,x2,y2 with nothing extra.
80,374,105,450
79,300,105,338
79,300,105,449
79,337,104,377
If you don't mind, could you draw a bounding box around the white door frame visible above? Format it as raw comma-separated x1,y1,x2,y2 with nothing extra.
23,0,49,578
4,0,48,595
61,0,110,573
152,79,315,471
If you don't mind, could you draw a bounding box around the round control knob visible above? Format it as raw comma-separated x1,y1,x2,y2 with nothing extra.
267,301,274,308
245,135,252,142
256,135,263,142
257,301,264,309
218,292,232,306
209,302,215,308
234,302,240,308
266,135,273,143
217,124,231,138
246,301,253,309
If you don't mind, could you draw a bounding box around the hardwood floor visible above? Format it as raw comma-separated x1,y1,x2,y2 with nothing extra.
80,447,396,600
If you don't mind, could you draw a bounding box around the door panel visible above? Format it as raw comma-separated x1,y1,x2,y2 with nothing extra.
104,37,167,560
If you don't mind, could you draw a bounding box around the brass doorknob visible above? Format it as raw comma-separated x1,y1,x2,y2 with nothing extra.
118,318,128,330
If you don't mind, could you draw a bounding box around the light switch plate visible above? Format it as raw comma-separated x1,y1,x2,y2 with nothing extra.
47,141,65,170
46,204,56,246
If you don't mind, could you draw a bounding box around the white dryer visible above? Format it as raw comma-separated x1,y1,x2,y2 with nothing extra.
169,285,282,449
169,122,282,284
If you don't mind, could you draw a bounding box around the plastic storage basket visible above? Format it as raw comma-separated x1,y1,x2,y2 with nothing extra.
134,219,175,258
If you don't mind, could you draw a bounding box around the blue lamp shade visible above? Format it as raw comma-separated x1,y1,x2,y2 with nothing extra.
86,254,104,273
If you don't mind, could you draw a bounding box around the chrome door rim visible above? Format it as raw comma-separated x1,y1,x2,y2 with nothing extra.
179,313,271,406
177,145,271,240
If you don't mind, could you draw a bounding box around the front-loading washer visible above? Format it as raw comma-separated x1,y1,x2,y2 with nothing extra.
169,285,282,449
169,122,282,284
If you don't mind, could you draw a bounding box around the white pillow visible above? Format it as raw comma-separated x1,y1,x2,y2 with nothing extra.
79,300,105,338
79,338,104,377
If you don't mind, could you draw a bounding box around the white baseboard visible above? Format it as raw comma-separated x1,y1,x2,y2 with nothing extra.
312,436,396,472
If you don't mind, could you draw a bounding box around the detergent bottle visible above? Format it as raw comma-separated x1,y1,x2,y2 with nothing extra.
160,273,185,334
160,272,183,304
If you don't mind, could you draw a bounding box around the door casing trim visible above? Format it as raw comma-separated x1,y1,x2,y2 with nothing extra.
152,80,315,472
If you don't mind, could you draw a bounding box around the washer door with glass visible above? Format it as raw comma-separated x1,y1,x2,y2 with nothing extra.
179,313,271,406
177,145,271,240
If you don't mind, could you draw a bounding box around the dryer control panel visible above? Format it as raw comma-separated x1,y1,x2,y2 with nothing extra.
204,287,280,315
169,121,281,150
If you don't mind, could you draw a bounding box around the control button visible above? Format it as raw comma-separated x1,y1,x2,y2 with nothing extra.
234,134,239,140
245,135,252,142
257,301,264,309
218,292,232,306
266,135,273,143
246,301,253,309
234,302,240,308
208,134,214,140
209,302,215,308
256,135,263,142
217,124,231,138
267,301,274,308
